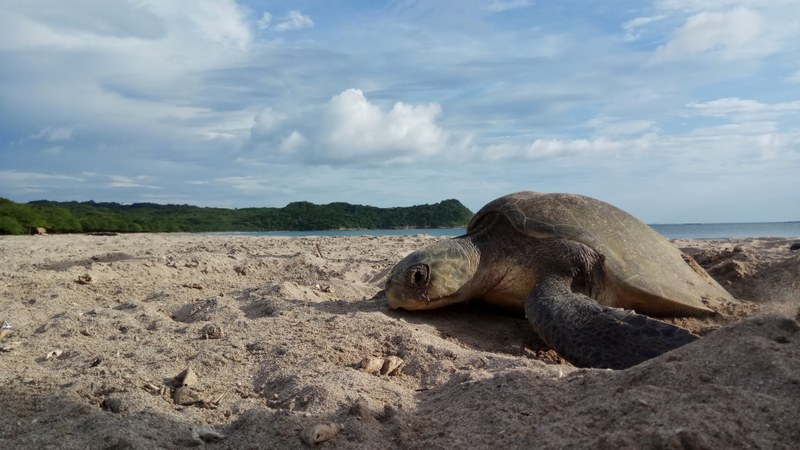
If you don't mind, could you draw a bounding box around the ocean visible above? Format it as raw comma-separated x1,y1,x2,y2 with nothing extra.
211,222,800,240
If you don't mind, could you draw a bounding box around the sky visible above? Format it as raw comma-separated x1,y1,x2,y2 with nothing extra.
1,0,799,223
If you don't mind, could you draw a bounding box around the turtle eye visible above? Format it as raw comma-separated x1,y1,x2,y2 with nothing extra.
408,264,430,289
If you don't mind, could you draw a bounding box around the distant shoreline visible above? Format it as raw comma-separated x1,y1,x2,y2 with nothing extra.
197,222,800,240
7,223,800,240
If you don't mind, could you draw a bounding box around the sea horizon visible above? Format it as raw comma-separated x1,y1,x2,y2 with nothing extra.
205,220,800,240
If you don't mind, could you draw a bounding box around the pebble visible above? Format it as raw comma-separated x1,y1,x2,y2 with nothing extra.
190,424,226,445
102,396,127,414
359,357,384,374
380,356,404,376
200,324,223,339
173,386,203,405
176,368,199,387
359,356,405,376
299,422,340,445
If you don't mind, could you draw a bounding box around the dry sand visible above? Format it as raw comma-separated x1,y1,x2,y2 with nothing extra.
0,233,799,449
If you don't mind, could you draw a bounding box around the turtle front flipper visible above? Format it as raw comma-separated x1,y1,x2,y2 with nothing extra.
526,276,698,370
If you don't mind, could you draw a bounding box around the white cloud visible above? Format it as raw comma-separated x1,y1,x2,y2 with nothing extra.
32,126,73,142
273,11,314,32
42,146,64,156
252,107,285,136
183,0,252,49
109,175,160,189
247,89,453,165
621,15,667,42
215,176,274,194
0,170,84,189
257,12,272,30
687,97,800,119
586,117,656,136
320,89,448,162
279,131,308,154
654,8,770,61
485,134,657,161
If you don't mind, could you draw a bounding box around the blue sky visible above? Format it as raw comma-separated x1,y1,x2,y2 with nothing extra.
1,0,798,223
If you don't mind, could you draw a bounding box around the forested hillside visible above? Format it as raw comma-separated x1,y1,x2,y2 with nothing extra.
0,197,473,234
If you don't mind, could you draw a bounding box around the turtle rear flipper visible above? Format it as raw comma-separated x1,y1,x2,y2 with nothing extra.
526,276,698,370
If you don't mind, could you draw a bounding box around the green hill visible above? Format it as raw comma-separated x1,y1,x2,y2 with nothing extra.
0,197,473,234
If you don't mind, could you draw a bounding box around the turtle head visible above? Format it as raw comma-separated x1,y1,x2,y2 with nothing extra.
385,239,479,310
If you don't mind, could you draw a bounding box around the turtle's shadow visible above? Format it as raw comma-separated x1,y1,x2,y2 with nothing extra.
309,291,552,357
388,301,552,356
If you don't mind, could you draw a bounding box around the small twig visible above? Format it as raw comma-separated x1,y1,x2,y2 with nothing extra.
315,243,324,259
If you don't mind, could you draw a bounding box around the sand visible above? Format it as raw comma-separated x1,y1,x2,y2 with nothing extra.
0,233,798,449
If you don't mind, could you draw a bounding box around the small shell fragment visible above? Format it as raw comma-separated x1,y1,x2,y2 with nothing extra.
359,357,384,374
380,356,404,376
143,383,165,396
45,349,63,360
299,422,340,445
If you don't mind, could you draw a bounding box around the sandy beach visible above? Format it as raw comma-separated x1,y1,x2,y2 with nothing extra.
1,233,798,449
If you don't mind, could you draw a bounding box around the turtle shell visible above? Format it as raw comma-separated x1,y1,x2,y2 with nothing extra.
468,192,733,315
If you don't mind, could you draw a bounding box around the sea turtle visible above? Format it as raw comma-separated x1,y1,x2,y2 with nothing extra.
385,192,734,369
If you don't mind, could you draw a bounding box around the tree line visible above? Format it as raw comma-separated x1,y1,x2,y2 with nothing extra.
0,197,473,234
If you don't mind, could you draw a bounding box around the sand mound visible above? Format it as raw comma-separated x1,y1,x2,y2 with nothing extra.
1,234,798,448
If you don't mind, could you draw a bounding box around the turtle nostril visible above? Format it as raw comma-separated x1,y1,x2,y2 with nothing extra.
408,264,430,288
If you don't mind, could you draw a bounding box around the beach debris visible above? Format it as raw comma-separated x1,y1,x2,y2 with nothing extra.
314,243,324,258
380,356,405,375
174,386,204,405
314,284,333,293
299,422,340,446
45,349,63,359
0,341,20,352
359,356,405,375
0,320,12,340
182,283,204,290
143,383,166,396
76,274,93,284
200,323,223,339
172,368,222,407
172,299,218,324
359,356,384,374
199,393,224,410
176,368,199,387
190,424,226,445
